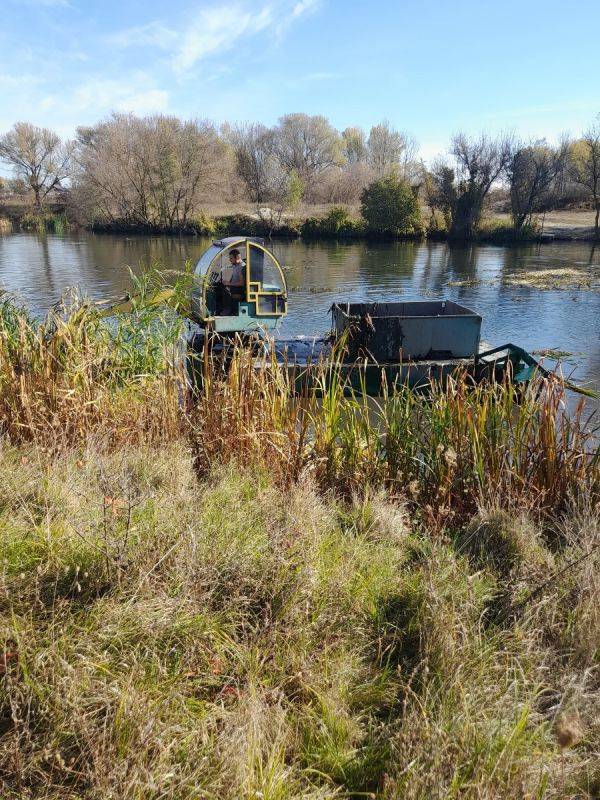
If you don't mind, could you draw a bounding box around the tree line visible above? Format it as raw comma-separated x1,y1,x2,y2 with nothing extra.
0,112,599,238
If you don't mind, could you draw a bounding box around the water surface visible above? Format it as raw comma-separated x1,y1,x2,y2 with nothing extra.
1,231,598,394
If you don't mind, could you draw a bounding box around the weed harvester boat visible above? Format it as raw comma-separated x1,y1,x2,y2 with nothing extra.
104,237,598,398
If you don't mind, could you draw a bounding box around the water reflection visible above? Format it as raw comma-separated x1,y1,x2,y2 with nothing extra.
0,231,598,394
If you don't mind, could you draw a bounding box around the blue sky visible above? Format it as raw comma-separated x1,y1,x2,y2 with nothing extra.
1,0,598,160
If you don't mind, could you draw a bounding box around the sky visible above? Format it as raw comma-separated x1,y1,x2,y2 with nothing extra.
0,0,599,161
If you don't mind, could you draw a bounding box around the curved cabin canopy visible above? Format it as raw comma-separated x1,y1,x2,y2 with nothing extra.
192,237,287,333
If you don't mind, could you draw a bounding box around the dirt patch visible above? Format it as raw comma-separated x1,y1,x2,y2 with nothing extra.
489,209,599,241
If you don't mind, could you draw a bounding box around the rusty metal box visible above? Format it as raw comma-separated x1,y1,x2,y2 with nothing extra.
331,300,482,361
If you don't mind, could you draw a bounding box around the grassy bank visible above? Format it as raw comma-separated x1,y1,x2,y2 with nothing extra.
0,292,599,798
87,209,597,243
2,445,599,799
4,198,599,242
0,199,70,236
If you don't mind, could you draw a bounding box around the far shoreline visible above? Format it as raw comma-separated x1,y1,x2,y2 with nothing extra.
1,201,599,245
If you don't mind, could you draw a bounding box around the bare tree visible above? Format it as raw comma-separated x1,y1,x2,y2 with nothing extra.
398,133,421,183
0,122,74,210
230,123,278,204
367,121,407,177
446,132,514,238
74,114,224,229
310,162,373,204
507,139,568,230
275,113,343,198
255,167,303,236
569,117,600,239
342,126,368,165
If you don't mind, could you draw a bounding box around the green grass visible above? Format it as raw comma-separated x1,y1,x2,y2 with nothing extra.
0,446,598,798
0,286,598,797
19,212,70,235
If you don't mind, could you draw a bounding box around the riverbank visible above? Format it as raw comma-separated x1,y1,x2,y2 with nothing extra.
2,442,599,799
2,199,599,243
0,293,598,798
88,207,600,244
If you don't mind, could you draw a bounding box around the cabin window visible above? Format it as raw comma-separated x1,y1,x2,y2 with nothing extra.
248,243,284,292
206,243,248,315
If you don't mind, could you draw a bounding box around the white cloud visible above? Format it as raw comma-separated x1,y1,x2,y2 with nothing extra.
105,1,324,77
115,89,170,115
0,73,42,89
292,0,320,18
173,3,274,75
40,95,58,111
72,78,169,114
42,76,170,118
107,21,177,50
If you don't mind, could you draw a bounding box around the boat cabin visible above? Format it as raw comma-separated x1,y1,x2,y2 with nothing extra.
192,237,287,333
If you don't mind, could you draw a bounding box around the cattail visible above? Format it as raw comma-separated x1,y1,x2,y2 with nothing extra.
555,711,583,749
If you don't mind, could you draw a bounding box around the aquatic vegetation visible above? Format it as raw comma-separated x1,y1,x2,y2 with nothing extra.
0,292,187,445
19,211,70,234
504,266,600,290
191,346,599,524
0,290,597,520
447,267,600,292
478,220,541,243
446,277,483,287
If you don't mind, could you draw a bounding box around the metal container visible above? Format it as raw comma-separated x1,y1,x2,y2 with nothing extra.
331,300,482,362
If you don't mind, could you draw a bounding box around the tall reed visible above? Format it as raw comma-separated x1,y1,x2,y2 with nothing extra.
0,293,186,446
0,291,597,524
191,343,599,524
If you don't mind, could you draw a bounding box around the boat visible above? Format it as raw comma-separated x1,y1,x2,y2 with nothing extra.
107,236,596,398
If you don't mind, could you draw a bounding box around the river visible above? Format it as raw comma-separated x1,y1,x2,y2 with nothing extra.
0,231,598,395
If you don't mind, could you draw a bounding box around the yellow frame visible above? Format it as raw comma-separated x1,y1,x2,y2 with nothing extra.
202,239,287,318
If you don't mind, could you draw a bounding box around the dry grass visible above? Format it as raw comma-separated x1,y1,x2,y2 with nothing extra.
0,293,186,447
0,445,598,799
0,290,598,797
489,209,599,239
190,344,599,525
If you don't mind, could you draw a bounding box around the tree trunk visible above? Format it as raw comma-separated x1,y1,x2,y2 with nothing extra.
449,191,481,239
595,204,599,240
513,212,527,231
33,185,42,211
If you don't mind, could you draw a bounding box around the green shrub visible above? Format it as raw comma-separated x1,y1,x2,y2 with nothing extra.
188,212,216,236
478,220,540,243
19,211,69,234
213,214,259,237
215,214,300,238
360,175,422,236
301,206,366,239
321,205,352,234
